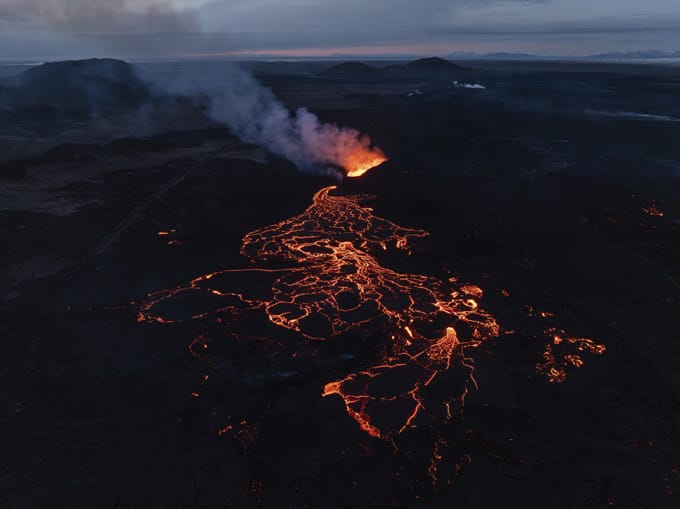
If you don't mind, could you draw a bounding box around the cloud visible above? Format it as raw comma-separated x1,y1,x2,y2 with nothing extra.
1,0,680,59
431,21,680,37
192,0,680,54
0,0,204,57
0,0,201,34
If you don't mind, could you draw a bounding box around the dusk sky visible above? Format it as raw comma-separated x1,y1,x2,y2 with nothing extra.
1,0,680,60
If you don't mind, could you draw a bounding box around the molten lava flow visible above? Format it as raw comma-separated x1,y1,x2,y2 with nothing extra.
642,204,664,217
242,187,498,437
139,185,604,441
535,328,606,383
140,186,498,437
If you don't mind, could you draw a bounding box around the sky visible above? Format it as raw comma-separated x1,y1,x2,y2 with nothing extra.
1,0,680,60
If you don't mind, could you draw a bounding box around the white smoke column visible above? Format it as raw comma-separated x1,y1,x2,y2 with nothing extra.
149,63,385,177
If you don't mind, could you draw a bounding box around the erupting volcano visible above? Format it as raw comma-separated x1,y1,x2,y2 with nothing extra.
163,64,388,178
5,53,679,508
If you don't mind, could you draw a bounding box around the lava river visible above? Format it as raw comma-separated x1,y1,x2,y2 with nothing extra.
138,185,604,439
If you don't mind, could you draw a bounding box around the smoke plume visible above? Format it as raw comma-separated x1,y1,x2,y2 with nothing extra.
148,63,386,177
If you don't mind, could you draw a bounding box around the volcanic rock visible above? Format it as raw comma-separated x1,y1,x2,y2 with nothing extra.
319,62,380,80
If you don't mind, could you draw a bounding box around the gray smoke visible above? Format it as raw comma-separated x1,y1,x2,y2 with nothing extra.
3,0,386,175
0,0,200,33
148,63,385,176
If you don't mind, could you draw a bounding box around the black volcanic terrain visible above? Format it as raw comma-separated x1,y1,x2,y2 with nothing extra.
0,57,679,508
319,61,381,79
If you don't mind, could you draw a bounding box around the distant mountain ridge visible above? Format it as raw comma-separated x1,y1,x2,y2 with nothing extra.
444,50,680,61
320,57,466,80
584,50,680,60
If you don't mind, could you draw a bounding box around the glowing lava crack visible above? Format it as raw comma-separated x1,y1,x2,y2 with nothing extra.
139,185,603,438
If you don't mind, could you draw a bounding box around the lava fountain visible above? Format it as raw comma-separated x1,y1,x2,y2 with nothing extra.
342,146,387,178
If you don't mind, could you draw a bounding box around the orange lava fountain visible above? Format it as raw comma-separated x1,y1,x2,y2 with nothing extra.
342,149,387,178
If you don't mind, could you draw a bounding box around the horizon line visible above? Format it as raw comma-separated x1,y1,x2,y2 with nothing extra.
1,49,680,65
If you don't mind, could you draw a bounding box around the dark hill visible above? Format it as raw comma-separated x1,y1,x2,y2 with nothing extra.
0,58,150,122
319,62,379,79
319,58,466,81
383,57,466,78
403,57,464,73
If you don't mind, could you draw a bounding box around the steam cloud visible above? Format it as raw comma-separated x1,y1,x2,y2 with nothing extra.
151,64,385,177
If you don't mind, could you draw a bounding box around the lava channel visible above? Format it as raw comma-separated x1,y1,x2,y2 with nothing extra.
138,185,603,439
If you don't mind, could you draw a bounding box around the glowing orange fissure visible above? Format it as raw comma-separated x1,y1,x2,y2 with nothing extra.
139,184,604,439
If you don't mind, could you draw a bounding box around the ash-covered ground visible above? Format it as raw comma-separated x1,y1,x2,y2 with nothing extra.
0,58,679,508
